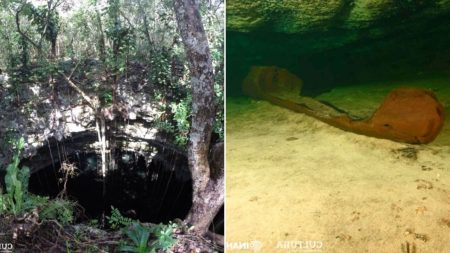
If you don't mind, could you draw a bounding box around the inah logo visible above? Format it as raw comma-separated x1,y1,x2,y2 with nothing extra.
226,240,263,251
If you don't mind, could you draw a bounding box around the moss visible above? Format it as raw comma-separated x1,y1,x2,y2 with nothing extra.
227,0,345,33
345,0,396,27
227,0,449,33
226,1,267,31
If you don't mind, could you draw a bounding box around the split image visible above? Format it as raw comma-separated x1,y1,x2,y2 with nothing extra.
1,0,450,253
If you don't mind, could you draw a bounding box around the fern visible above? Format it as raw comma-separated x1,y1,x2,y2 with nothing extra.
39,198,75,225
107,206,133,229
119,222,178,253
149,222,177,251
119,222,151,253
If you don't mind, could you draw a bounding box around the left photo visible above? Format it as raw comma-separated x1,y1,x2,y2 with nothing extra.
0,0,224,252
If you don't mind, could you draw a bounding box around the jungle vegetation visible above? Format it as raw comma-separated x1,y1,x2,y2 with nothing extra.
0,0,224,251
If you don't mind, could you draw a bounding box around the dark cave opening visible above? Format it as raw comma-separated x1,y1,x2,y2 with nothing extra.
26,144,193,226
4,133,224,235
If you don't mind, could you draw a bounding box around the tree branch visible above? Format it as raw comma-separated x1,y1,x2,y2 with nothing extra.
36,0,54,48
205,231,224,247
15,0,63,55
68,60,80,79
15,6,41,52
119,10,135,30
62,73,98,110
37,0,63,52
137,0,152,48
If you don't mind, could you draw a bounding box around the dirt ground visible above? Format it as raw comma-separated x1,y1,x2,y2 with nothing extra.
225,77,450,253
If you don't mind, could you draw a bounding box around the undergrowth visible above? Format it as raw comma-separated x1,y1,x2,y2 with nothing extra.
0,137,75,225
107,206,178,253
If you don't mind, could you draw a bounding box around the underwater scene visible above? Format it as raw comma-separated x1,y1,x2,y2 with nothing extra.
226,1,450,253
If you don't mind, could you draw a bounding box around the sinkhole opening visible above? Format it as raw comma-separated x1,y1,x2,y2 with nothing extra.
26,147,193,226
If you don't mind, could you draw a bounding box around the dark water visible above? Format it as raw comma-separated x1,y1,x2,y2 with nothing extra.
25,147,224,234
27,149,192,225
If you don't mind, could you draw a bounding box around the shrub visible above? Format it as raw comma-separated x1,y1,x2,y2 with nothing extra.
1,137,29,215
119,222,177,253
0,137,75,225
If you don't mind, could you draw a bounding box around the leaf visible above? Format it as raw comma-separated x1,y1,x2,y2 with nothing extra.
118,245,138,252
13,180,23,214
125,225,141,246
0,195,6,214
138,227,150,250
18,166,30,196
5,164,16,194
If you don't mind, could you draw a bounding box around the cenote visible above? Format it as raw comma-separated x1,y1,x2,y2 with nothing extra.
226,1,450,252
17,132,222,233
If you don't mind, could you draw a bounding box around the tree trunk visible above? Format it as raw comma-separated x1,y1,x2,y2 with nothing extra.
137,0,152,51
95,9,106,62
173,0,224,236
51,38,57,58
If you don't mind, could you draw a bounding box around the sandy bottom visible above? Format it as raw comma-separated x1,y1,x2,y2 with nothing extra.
226,78,450,253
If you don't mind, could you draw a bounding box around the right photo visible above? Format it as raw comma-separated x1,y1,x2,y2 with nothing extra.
225,1,450,252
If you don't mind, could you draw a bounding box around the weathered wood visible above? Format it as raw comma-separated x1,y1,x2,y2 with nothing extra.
243,66,445,144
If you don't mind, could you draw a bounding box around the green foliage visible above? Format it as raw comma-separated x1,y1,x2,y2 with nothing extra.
62,9,98,59
0,0,225,167
88,219,99,227
30,60,61,82
119,222,177,253
107,206,133,229
148,222,177,251
213,82,224,141
119,222,152,253
149,48,172,87
27,5,60,45
1,137,27,215
0,138,74,225
155,95,192,148
66,241,72,253
99,89,114,106
22,194,48,211
154,121,175,134
18,35,29,70
39,198,75,225
149,48,192,148
105,0,135,76
170,96,191,146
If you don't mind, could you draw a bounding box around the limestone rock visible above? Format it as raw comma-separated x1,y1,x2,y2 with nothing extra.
227,0,450,33
227,0,344,33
